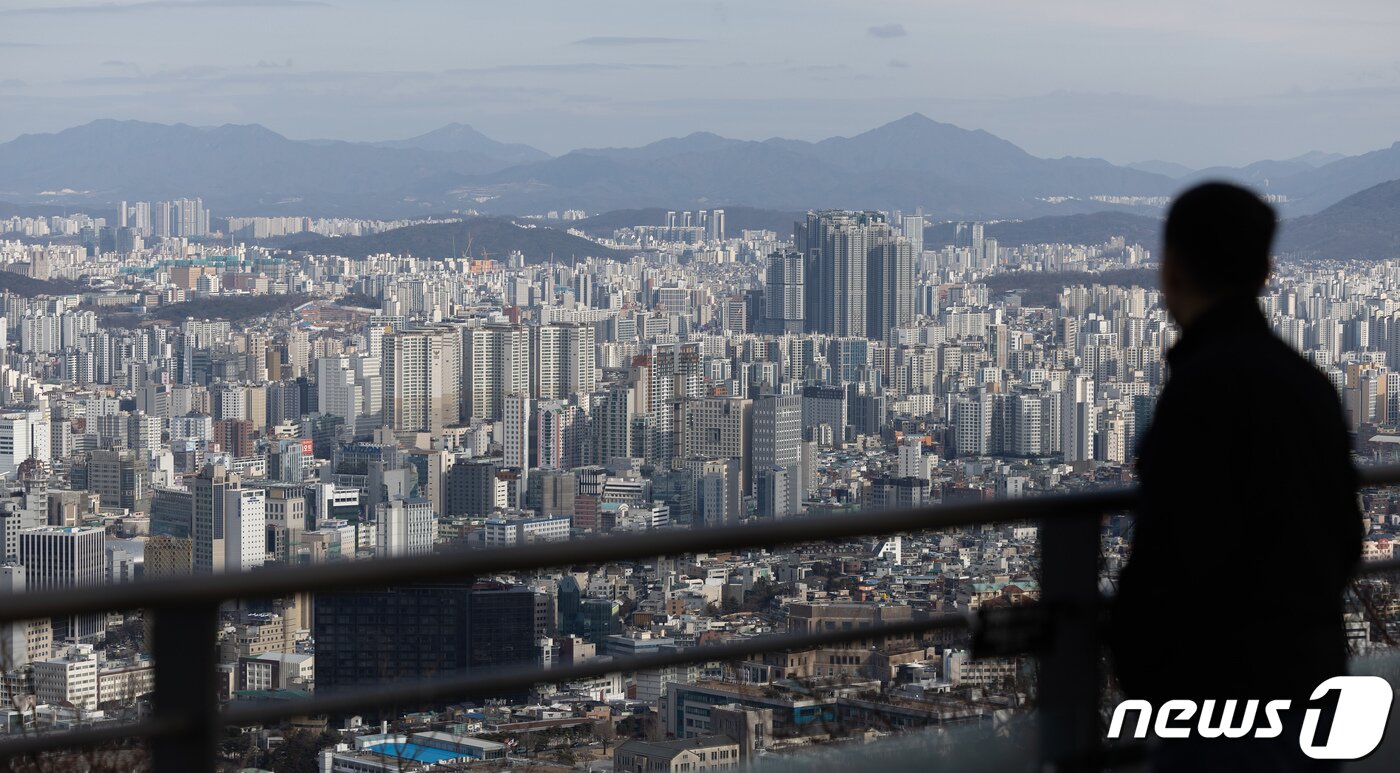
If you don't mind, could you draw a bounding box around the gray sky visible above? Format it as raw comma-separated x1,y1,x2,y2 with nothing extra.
2,0,1399,167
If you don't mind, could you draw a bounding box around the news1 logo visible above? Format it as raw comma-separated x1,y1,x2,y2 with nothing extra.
1107,676,1395,760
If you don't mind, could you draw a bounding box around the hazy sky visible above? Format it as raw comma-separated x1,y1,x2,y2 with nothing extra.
2,0,1399,167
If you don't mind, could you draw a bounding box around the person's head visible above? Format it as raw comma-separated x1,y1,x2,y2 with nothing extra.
1161,182,1276,328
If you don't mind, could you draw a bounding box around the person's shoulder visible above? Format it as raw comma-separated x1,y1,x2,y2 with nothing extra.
1179,331,1326,390
1253,334,1343,398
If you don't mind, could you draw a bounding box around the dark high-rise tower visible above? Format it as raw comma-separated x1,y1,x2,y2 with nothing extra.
314,581,547,707
763,251,804,334
867,238,915,342
797,211,911,341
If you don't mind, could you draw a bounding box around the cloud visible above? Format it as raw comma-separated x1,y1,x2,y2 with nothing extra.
889,58,909,69
0,79,26,89
867,23,907,39
0,41,41,47
447,62,681,75
3,0,326,15
572,36,698,47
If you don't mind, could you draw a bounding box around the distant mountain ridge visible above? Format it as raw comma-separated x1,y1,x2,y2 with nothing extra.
471,113,1175,216
0,120,518,215
0,115,1398,223
1278,179,1400,260
368,123,550,165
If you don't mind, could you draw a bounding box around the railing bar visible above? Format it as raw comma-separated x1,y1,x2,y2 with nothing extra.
0,489,1137,624
222,613,975,726
5,464,1400,626
0,717,189,759
11,459,1400,757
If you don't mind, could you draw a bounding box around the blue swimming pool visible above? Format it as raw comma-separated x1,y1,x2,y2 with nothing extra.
370,742,463,764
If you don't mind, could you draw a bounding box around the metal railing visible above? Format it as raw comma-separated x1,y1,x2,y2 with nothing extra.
3,465,1400,772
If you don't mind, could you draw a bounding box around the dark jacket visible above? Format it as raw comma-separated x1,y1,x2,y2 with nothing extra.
1111,299,1362,704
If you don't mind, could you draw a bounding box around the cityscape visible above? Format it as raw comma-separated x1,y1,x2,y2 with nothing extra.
3,2,1400,772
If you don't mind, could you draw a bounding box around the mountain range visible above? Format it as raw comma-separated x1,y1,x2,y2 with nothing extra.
1,115,1399,226
914,180,1400,261
364,123,550,166
1276,179,1400,259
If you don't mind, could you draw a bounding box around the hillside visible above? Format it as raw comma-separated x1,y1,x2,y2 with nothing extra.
926,212,1161,248
98,293,312,328
0,271,86,297
291,218,624,262
983,268,1159,306
1278,179,1400,260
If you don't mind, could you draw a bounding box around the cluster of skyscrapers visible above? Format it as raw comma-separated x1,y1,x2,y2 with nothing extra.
1,201,1397,766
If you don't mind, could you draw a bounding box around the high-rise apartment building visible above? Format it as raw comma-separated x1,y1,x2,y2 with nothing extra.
763,251,804,334
317,354,381,437
536,399,582,471
0,410,51,478
464,325,530,421
951,391,993,458
532,323,597,400
1061,375,1096,464
867,236,915,342
901,214,925,257
630,343,703,470
591,384,638,463
797,211,912,341
191,465,265,574
383,325,461,434
684,397,752,491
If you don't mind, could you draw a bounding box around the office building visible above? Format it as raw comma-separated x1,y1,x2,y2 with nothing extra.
752,394,803,517
314,582,546,703
375,498,436,558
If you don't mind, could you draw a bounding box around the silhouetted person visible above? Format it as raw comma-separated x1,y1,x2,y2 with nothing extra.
1110,182,1362,771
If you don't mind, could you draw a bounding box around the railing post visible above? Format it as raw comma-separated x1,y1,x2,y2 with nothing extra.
1038,511,1102,772
151,602,219,773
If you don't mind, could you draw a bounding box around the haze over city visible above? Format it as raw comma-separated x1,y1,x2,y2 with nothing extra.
3,0,1400,166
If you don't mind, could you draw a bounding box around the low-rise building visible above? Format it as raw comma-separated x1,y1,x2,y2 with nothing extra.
616,735,741,773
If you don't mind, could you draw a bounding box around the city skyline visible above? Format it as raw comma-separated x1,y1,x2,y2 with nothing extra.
2,3,1399,768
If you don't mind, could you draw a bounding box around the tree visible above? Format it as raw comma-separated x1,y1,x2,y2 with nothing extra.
267,728,338,773
594,721,617,754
